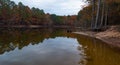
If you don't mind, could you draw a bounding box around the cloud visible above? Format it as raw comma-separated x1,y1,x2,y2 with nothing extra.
11,0,86,15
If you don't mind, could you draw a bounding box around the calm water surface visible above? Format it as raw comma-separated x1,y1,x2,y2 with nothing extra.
0,28,120,65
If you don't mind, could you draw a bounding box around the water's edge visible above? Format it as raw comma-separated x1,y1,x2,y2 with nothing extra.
73,32,120,51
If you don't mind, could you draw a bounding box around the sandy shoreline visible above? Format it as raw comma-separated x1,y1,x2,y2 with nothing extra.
73,32,120,49
73,26,120,50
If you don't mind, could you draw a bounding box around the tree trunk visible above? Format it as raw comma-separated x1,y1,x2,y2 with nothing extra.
100,0,105,28
105,3,108,29
95,0,101,29
91,0,95,29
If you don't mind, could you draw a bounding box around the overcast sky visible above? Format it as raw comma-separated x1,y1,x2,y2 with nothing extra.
11,0,86,15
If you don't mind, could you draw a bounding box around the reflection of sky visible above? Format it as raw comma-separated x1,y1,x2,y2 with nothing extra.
11,0,86,15
0,37,85,65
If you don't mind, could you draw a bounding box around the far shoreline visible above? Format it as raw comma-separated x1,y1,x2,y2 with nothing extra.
0,25,74,28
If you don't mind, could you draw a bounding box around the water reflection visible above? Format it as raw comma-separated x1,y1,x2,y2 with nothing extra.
0,28,69,54
0,28,86,65
0,28,120,65
76,34,120,65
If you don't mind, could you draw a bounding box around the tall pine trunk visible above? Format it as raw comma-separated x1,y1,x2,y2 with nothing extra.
100,0,105,28
95,0,101,29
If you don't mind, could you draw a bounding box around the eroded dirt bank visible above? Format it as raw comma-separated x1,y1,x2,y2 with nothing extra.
74,26,120,50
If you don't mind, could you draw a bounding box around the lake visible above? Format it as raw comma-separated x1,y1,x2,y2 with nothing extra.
0,28,120,65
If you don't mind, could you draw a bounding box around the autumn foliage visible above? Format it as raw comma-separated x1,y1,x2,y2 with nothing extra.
77,0,120,29
0,0,77,27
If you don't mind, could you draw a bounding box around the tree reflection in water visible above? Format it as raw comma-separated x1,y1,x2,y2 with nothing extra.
0,28,120,65
0,28,86,65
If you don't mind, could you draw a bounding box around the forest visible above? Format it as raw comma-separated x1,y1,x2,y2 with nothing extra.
77,0,120,30
0,0,77,27
0,0,120,29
